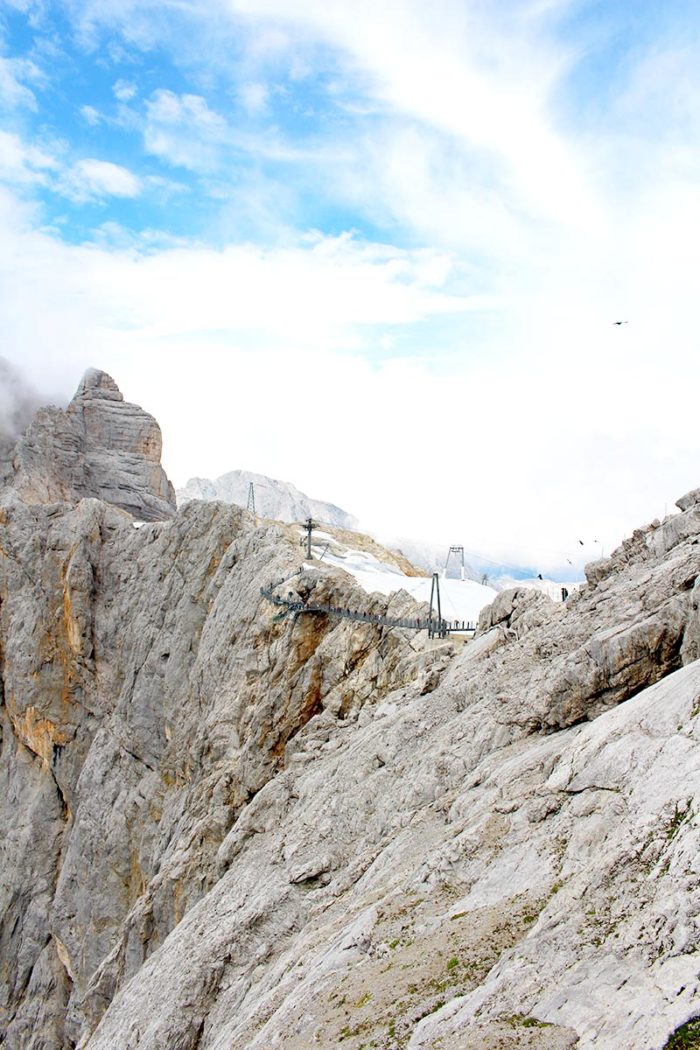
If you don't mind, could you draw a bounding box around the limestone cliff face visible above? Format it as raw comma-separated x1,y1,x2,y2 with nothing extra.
0,493,439,1049
8,369,176,521
3,388,700,1050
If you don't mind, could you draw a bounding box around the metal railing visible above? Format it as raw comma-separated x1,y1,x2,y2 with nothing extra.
260,584,476,635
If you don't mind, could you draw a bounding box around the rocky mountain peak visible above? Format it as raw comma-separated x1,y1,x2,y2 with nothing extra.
6,368,176,521
177,467,359,530
72,368,125,403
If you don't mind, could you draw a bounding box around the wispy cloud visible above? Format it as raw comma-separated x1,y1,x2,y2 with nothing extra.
79,103,102,125
0,129,57,185
143,89,228,172
0,165,694,572
0,54,42,110
113,77,137,101
235,80,269,114
57,157,142,201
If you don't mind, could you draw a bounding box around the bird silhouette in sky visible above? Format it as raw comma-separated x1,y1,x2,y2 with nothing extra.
613,320,629,326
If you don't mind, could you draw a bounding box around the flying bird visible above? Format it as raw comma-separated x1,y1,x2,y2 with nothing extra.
613,320,629,326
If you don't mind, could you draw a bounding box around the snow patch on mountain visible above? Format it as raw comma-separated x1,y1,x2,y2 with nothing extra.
307,530,498,623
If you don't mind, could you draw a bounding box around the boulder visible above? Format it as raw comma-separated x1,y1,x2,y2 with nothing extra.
476,586,552,636
676,487,700,512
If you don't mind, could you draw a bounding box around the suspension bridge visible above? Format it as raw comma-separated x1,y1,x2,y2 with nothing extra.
260,570,477,639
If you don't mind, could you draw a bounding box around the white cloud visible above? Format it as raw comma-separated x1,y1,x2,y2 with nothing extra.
0,128,143,203
146,89,225,130
0,174,698,576
0,55,41,110
80,103,102,125
141,84,344,179
3,1,700,573
222,0,597,226
113,78,137,102
0,130,57,185
144,89,228,171
58,158,142,201
236,81,269,113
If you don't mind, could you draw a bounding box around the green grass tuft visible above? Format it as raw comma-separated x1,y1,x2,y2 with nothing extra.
664,1018,700,1049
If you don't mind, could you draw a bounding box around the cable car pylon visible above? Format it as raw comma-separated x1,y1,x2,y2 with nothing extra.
444,545,465,581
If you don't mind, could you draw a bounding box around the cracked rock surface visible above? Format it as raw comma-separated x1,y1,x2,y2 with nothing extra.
0,490,443,1048
2,387,700,1048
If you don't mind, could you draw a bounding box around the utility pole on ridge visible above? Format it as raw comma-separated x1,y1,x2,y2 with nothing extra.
303,517,319,559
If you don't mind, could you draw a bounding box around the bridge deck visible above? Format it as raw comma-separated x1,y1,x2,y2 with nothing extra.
260,583,476,636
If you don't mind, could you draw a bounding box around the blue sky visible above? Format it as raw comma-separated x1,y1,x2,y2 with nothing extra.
1,0,408,244
1,0,699,574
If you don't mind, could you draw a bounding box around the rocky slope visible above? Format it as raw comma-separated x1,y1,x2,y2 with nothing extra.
2,378,700,1049
177,469,358,530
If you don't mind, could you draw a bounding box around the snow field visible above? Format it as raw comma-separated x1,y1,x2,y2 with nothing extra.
305,532,499,623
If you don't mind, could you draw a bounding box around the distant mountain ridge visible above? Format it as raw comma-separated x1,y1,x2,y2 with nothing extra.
177,471,544,588
176,469,358,531
177,470,573,592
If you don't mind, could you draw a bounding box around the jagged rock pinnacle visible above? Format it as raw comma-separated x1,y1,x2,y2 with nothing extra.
73,367,125,402
6,368,176,520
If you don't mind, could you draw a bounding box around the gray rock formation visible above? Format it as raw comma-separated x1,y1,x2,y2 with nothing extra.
8,369,175,521
0,495,440,1048
3,389,700,1050
177,468,358,529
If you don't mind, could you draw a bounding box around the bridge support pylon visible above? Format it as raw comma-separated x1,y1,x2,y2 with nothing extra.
428,572,444,639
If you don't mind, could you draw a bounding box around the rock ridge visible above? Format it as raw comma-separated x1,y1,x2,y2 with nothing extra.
2,410,700,1047
177,468,358,530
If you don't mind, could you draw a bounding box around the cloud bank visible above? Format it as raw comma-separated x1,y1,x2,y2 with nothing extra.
0,0,698,573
